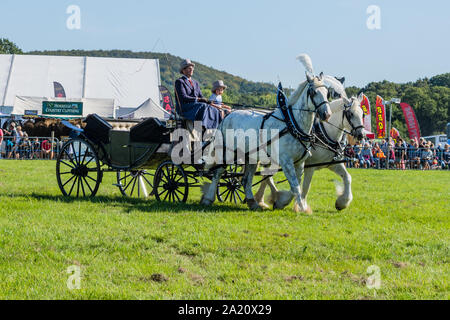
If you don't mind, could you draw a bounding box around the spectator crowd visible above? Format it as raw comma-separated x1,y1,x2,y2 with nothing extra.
0,121,61,160
1,118,449,170
345,137,450,170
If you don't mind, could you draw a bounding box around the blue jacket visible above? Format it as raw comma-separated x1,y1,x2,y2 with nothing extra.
175,76,203,111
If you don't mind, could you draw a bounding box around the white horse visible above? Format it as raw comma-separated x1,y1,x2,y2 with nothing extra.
200,66,332,213
254,94,366,213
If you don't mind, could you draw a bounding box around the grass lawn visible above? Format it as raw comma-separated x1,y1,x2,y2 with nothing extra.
0,160,448,299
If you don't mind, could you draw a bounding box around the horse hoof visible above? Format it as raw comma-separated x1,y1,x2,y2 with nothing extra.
294,202,313,215
247,199,262,211
273,201,285,210
200,196,214,206
335,201,346,211
258,202,270,210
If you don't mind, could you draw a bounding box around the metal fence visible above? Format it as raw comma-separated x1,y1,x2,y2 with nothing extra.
0,136,63,160
344,146,450,170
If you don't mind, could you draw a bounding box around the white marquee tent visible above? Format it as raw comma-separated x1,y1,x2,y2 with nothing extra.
0,54,162,118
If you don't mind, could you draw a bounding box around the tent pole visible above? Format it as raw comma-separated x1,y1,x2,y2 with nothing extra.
82,56,87,98
3,54,16,106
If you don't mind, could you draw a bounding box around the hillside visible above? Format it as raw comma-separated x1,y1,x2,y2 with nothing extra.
3,42,448,136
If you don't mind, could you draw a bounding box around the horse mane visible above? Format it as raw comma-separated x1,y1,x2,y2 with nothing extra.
329,98,344,113
287,80,308,106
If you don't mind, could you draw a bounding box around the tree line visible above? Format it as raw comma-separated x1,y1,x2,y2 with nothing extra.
1,39,448,136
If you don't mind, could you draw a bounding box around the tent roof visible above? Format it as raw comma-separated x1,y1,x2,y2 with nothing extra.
0,54,161,109
117,98,170,120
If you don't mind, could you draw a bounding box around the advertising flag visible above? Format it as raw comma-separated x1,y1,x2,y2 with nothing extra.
375,96,386,139
53,82,66,98
390,127,400,140
400,103,421,140
360,94,372,133
159,86,175,116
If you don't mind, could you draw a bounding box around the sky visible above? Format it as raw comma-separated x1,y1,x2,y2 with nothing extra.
0,0,449,88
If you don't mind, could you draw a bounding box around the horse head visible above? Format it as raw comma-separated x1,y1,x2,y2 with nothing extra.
342,93,365,141
306,72,332,122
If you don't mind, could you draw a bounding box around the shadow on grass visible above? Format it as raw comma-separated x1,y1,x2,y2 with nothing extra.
18,192,250,214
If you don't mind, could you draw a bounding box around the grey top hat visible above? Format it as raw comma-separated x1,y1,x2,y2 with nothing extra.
212,80,228,93
179,59,195,73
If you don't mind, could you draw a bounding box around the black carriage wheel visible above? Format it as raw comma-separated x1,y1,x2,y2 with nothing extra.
116,170,154,198
216,165,246,204
56,138,101,197
154,161,188,203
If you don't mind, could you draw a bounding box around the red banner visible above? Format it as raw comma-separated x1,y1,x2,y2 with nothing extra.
400,103,421,140
360,94,372,133
375,95,386,139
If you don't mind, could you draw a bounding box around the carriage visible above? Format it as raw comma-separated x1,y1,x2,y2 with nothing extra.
55,112,249,203
55,63,359,212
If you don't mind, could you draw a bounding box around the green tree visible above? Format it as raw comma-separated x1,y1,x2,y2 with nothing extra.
0,39,22,54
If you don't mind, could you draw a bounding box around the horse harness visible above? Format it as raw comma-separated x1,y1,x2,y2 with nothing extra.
259,82,328,162
312,100,365,159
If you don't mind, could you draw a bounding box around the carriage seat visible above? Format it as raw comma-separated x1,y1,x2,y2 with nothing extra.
108,121,139,132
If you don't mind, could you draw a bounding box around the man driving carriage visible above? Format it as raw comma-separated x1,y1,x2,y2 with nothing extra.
175,59,226,130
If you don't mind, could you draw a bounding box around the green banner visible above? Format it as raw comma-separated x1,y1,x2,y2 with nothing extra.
42,101,83,116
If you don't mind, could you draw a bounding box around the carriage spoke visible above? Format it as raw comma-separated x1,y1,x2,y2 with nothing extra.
173,191,181,202
84,156,95,167
142,174,153,187
76,176,81,197
174,188,185,198
130,176,137,196
62,175,76,188
232,190,237,204
82,176,94,194
68,177,78,196
236,190,243,203
70,142,79,166
64,149,77,166
80,176,86,197
85,175,98,183
60,160,75,169
219,188,229,197
163,190,170,201
137,175,141,197
224,189,232,202
158,188,169,198
119,173,132,182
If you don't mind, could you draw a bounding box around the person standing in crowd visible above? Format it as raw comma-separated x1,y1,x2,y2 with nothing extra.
373,142,385,169
6,122,17,159
345,145,356,168
421,144,433,170
175,59,224,130
32,137,41,159
361,142,374,168
442,144,450,169
19,132,32,160
394,140,405,170
0,126,3,159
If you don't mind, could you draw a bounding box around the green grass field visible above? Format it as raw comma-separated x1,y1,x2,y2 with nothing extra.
0,160,448,300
